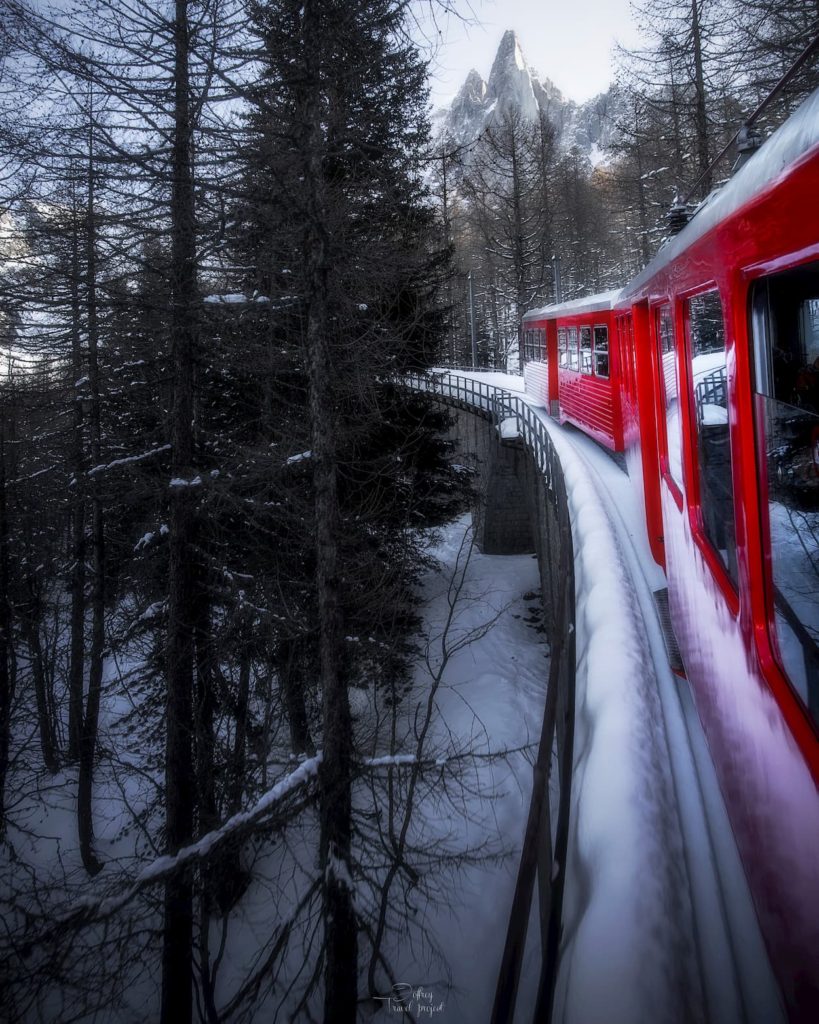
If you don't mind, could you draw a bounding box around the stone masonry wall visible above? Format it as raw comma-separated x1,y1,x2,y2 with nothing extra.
447,406,534,556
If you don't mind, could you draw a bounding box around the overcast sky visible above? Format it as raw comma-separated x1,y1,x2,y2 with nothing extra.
419,0,642,111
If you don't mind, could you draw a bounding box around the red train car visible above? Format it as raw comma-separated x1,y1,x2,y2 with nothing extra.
522,293,624,451
618,93,819,1019
523,88,819,1020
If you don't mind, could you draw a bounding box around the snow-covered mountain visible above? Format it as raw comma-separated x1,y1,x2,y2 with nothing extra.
434,30,624,167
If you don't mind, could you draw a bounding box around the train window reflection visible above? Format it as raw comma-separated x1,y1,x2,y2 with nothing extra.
580,327,593,373
568,327,579,371
656,304,683,487
751,262,819,726
594,325,609,378
687,291,738,585
558,327,568,368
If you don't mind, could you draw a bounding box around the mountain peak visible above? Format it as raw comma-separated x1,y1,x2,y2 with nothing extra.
486,31,538,119
448,69,487,134
495,30,527,70
438,31,622,162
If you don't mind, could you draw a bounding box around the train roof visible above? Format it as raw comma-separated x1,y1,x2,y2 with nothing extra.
622,86,819,298
523,288,621,321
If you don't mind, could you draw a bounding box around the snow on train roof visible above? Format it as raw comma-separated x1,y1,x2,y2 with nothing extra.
623,86,819,297
523,288,621,321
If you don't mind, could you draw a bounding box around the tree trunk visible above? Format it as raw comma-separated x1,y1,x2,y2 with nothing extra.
634,115,650,267
0,412,12,825
78,118,105,877
22,574,58,775
193,592,216,840
280,637,315,757
68,194,86,765
691,0,711,196
193,588,219,1020
229,642,251,815
300,4,357,1018
162,2,198,1019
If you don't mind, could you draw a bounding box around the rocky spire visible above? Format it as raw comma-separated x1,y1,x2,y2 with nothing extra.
438,30,621,163
450,68,487,125
485,30,539,121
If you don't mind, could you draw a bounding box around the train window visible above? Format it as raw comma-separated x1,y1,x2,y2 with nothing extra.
580,327,593,373
594,325,609,378
558,327,568,368
686,291,738,585
751,262,819,725
568,327,579,371
656,304,683,487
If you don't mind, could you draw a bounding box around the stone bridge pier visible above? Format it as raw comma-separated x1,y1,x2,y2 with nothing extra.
447,406,534,556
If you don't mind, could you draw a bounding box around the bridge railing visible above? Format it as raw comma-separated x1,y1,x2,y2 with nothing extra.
403,370,576,1024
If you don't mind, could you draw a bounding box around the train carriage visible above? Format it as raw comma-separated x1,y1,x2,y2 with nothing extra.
523,87,819,1020
522,293,624,451
615,92,819,1012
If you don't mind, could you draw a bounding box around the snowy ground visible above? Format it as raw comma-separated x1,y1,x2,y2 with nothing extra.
2,514,551,1023
366,516,550,1020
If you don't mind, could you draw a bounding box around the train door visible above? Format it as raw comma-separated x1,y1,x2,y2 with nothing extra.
632,300,666,567
617,313,637,448
681,289,739,592
749,261,819,736
546,320,560,415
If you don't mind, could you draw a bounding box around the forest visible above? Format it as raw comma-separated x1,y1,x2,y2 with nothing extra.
441,0,818,367
0,0,816,1021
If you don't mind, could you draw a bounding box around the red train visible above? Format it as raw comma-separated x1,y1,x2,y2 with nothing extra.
523,89,819,1021
523,291,624,451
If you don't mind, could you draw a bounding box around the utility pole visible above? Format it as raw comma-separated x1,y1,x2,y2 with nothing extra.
441,142,454,365
552,254,563,304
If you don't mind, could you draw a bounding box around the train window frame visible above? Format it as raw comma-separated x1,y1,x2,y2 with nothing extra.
653,301,685,502
682,285,740,601
558,326,568,368
748,261,819,729
567,326,579,371
579,326,593,374
593,324,609,379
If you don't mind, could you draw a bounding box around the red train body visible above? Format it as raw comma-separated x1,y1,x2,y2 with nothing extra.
523,89,819,1021
523,295,624,451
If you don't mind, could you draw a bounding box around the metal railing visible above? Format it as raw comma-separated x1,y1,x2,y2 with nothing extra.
695,365,728,414
404,370,576,1024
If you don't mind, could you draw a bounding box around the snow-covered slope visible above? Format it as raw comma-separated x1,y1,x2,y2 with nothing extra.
435,30,624,163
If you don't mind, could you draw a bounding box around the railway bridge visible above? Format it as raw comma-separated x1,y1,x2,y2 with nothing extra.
407,368,784,1024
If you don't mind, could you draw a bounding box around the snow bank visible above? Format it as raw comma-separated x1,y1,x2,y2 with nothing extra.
499,415,521,440
541,421,705,1024
524,289,621,321
368,518,547,1018
285,450,312,465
